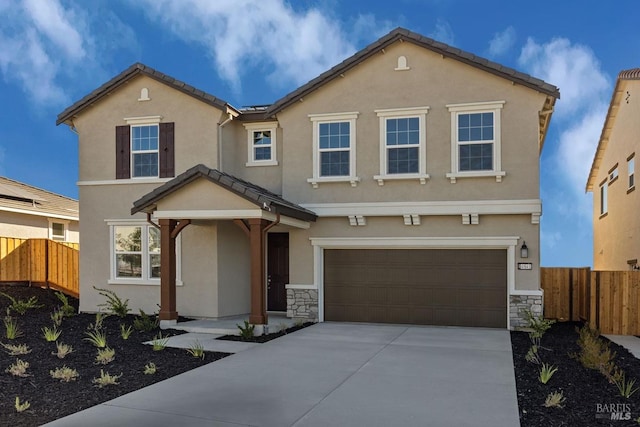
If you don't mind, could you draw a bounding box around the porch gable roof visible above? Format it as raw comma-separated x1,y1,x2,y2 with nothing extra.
131,164,318,222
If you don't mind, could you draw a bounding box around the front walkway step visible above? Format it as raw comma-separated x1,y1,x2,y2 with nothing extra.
144,332,260,353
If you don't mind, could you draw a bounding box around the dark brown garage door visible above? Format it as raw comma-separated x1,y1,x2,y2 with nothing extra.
324,249,507,328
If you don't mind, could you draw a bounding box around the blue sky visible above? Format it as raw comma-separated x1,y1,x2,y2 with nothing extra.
1,0,639,267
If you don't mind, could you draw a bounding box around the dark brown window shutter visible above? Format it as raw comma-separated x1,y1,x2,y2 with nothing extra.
159,122,175,178
115,125,130,179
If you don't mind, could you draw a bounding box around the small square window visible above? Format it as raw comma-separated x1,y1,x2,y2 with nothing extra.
244,123,278,167
51,222,65,241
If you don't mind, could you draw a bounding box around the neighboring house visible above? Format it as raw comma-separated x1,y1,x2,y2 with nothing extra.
587,68,640,270
0,176,79,242
57,28,558,329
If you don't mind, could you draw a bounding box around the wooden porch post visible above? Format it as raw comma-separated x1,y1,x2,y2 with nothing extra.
249,218,268,324
159,219,178,321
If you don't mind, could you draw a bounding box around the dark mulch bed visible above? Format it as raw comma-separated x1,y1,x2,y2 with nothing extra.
218,322,314,343
512,321,640,426
0,284,230,427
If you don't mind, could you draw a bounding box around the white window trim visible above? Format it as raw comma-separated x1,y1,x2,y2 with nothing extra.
373,107,430,185
599,179,608,217
446,101,506,183
107,220,182,286
130,123,160,179
628,155,635,190
243,122,279,167
48,218,69,241
307,112,359,188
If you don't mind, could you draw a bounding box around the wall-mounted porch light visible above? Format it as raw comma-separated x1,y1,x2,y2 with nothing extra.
520,241,529,258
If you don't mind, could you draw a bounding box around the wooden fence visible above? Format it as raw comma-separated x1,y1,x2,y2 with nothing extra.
541,267,640,335
0,237,79,297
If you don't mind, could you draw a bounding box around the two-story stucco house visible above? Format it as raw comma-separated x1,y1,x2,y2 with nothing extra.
57,28,559,329
587,68,640,270
0,176,79,243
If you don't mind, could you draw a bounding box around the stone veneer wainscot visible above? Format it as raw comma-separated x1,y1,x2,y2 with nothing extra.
509,294,543,328
287,289,318,321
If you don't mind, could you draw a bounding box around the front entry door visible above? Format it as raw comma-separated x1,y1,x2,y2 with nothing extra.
267,233,289,311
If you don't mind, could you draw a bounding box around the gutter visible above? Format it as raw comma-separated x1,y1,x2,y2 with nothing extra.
217,107,237,172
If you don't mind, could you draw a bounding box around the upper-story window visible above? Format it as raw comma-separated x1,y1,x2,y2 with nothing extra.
116,116,174,180
446,101,505,183
244,122,278,167
374,107,430,185
628,154,635,191
132,125,159,177
307,112,359,188
608,164,619,184
600,179,608,216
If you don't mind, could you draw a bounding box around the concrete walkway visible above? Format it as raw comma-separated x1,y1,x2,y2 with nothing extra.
45,323,520,427
605,334,640,358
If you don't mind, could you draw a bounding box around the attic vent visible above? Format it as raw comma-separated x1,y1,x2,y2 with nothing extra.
138,87,150,102
395,55,410,71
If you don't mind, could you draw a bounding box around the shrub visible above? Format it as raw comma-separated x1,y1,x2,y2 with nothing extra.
15,396,30,413
94,286,130,317
186,340,205,360
133,309,158,332
88,312,107,332
120,323,133,340
92,370,122,387
52,342,74,359
1,342,30,356
6,358,30,377
95,347,116,365
0,292,42,315
524,309,555,348
571,325,616,378
538,363,558,384
611,367,639,398
143,362,157,375
544,391,566,408
3,316,23,340
237,320,255,341
50,366,79,382
51,309,64,326
85,329,108,348
151,333,169,351
42,325,62,342
54,291,76,317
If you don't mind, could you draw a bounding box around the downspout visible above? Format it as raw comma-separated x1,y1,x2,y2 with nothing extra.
217,112,234,172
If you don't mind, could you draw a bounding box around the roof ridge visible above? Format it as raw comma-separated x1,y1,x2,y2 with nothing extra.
619,68,640,79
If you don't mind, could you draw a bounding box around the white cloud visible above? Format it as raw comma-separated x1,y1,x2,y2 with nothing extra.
130,0,388,92
488,26,515,57
541,230,562,249
518,38,610,226
429,18,454,45
0,0,87,105
518,37,610,119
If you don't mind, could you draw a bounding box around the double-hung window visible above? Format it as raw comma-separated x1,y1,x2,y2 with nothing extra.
308,112,359,188
48,219,68,241
244,122,278,166
374,107,430,185
446,101,505,183
628,154,635,191
131,125,159,177
600,179,608,216
108,221,181,285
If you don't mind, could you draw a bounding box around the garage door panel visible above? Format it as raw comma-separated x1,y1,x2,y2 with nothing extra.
324,249,507,328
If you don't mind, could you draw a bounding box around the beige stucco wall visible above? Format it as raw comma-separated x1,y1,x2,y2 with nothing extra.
155,178,258,212
73,74,225,182
289,214,539,291
593,79,640,270
0,211,79,242
217,220,251,317
276,41,546,204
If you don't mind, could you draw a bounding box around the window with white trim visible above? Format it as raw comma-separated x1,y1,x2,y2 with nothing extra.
628,154,635,190
131,124,159,177
48,219,68,241
109,222,181,285
244,122,278,166
308,112,359,188
374,107,430,185
446,101,505,183
600,179,608,216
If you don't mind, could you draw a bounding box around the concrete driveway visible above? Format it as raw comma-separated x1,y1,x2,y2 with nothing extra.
46,323,520,427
